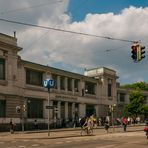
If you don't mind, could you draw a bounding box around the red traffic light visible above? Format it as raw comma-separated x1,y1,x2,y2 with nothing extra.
131,44,138,61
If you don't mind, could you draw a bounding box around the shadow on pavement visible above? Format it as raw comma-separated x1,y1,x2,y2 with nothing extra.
15,134,96,140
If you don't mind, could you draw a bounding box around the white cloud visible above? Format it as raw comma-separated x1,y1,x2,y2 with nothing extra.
0,2,148,84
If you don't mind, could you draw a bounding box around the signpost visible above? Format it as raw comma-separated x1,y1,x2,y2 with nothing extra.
46,106,54,109
43,78,54,136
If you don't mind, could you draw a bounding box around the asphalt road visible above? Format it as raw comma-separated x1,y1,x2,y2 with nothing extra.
0,129,147,148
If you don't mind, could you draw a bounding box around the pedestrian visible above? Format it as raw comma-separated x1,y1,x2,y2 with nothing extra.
104,121,110,133
34,119,38,130
122,117,128,132
9,119,14,134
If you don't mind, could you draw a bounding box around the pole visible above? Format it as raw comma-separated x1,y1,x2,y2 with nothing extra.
112,108,115,132
109,105,115,133
48,88,50,136
21,105,24,133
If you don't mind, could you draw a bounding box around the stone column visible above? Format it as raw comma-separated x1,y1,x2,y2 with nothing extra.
57,76,60,92
65,77,68,92
49,101,53,120
57,101,61,119
72,79,74,94
95,105,99,118
72,102,75,121
79,103,86,117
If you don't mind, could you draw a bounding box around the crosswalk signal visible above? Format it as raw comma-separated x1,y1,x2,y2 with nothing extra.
131,44,138,61
16,106,21,114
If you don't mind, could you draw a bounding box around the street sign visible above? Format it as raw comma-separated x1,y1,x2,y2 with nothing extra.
43,78,54,89
46,106,54,109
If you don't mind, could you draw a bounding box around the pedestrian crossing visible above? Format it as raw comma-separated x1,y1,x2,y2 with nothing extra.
0,131,144,148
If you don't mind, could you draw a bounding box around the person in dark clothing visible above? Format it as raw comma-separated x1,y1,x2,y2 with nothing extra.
79,117,87,128
34,120,38,130
104,121,110,133
10,119,14,134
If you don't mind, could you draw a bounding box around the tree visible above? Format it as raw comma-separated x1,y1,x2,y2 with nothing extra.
124,90,145,119
121,82,148,91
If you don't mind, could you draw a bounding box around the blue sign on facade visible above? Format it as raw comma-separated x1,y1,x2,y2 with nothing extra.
43,78,54,89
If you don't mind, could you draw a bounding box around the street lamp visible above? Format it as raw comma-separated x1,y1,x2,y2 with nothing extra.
109,104,116,132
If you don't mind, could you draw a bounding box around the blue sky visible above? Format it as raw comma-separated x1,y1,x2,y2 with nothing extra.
68,0,148,21
0,0,148,84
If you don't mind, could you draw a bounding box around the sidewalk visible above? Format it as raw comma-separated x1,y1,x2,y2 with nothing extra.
0,124,145,140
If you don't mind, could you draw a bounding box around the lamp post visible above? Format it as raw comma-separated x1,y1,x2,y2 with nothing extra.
109,104,116,132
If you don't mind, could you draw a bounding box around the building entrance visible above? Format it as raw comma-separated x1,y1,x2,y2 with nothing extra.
86,104,95,117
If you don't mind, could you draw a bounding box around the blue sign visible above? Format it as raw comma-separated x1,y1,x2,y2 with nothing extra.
43,78,54,89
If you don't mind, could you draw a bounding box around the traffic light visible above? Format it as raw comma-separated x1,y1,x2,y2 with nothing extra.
140,45,145,60
137,45,146,61
16,106,21,114
131,44,138,61
23,105,27,112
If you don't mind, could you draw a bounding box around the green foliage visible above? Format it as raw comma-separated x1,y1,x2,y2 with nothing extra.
124,90,146,117
121,82,148,91
143,105,148,115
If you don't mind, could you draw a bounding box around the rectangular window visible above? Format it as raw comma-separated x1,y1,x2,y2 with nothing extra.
27,98,43,118
0,58,5,80
26,68,43,86
60,76,65,90
120,93,125,102
52,74,57,89
53,101,58,119
61,102,65,119
74,79,79,92
68,103,72,120
67,78,72,91
0,100,6,117
108,84,112,97
85,81,96,95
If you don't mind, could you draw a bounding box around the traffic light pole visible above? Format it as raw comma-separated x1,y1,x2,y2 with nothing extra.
21,112,24,133
48,88,50,136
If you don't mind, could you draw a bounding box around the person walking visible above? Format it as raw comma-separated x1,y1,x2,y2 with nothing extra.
104,121,110,133
9,119,14,134
122,117,128,132
34,120,38,130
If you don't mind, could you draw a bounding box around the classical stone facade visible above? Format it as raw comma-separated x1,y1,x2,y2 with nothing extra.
0,33,118,130
117,86,148,118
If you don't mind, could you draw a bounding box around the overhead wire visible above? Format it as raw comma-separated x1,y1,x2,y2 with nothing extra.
7,0,89,52
24,0,88,51
0,18,138,43
0,0,64,15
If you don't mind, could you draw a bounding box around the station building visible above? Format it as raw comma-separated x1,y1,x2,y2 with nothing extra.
0,33,118,130
3,33,148,130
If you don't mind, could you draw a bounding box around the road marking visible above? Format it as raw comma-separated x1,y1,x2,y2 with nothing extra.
95,144,116,148
11,140,17,143
22,139,30,142
55,141,63,144
65,141,71,143
31,144,40,147
18,146,26,148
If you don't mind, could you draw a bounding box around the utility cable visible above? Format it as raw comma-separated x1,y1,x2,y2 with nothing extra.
0,18,138,43
0,0,64,15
